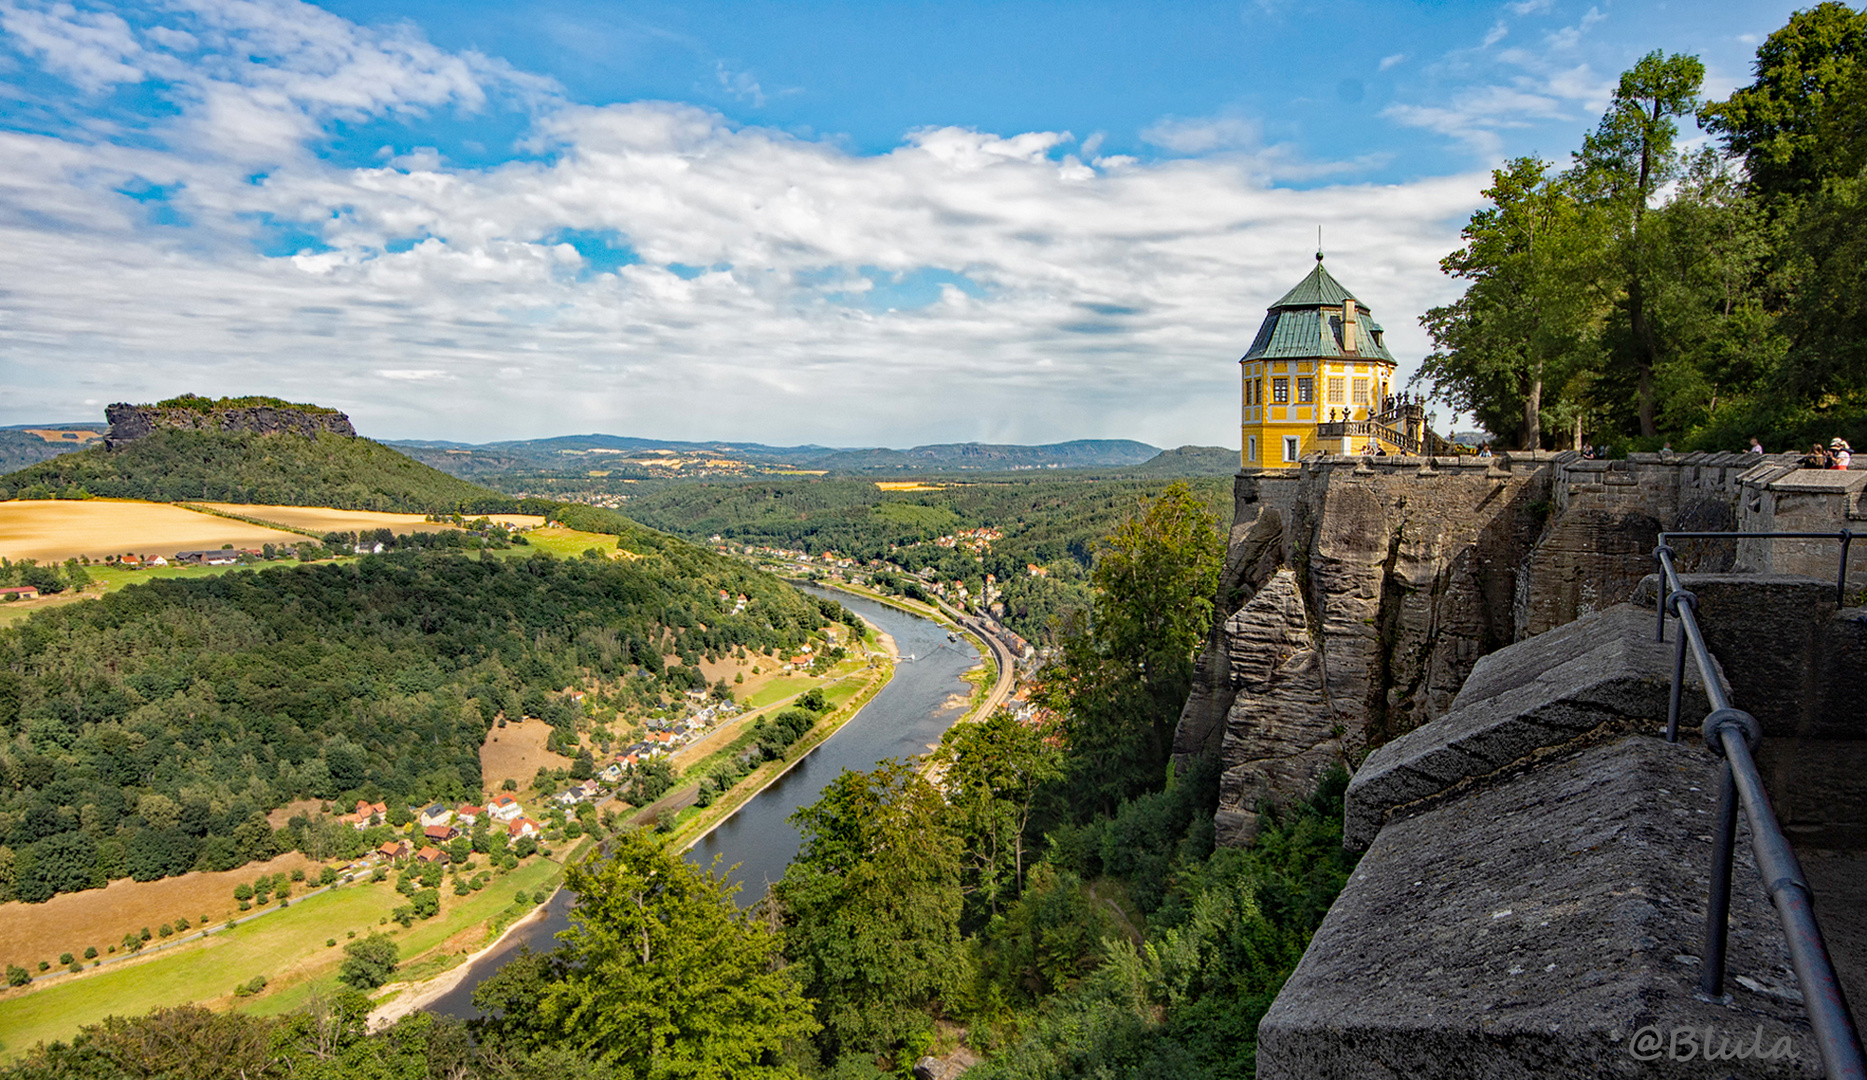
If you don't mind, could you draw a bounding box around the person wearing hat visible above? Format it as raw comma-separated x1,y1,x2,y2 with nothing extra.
1802,442,1832,469
1832,438,1852,469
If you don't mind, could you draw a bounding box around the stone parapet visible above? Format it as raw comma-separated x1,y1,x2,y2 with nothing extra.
1260,737,1821,1079
1342,603,1719,849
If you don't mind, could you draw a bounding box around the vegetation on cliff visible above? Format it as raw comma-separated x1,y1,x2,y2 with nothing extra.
1419,6,1867,453
0,544,830,903
0,429,513,513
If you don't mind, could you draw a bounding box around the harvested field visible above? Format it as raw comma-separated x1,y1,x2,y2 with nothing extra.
198,503,543,536
480,718,573,797
0,499,303,564
21,429,102,445
265,799,325,829
0,851,324,973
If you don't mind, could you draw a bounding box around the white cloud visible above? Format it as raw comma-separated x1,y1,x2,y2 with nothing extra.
714,60,767,107
1379,53,1407,71
1482,20,1509,47
0,0,1487,447
1506,0,1552,14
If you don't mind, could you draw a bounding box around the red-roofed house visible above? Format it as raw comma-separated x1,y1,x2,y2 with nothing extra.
0,586,40,601
423,824,457,842
508,818,540,840
378,840,410,861
488,794,523,822
415,845,449,865
456,804,484,825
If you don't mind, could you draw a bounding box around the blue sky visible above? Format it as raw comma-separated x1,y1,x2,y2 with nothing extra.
0,0,1805,445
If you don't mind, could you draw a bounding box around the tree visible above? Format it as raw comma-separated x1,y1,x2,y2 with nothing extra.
934,710,1063,923
1038,483,1224,815
1699,2,1867,203
338,934,400,990
526,831,817,1078
1571,50,1707,438
774,760,966,1060
1418,158,1609,449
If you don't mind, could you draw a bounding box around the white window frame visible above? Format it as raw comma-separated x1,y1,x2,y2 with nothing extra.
1283,436,1300,463
1247,435,1257,463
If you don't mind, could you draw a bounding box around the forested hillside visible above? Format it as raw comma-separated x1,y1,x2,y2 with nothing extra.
0,430,512,513
0,543,832,903
0,485,1353,1080
625,477,1231,642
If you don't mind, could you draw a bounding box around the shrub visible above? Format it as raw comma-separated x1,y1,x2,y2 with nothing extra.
531,888,549,905
67,962,81,973
82,947,96,960
327,939,337,947
233,883,253,902
36,961,48,973
239,901,252,912
157,924,172,938
319,866,338,885
6,965,30,987
175,916,191,931
139,927,151,942
514,890,529,906
58,953,72,966
232,974,268,997
290,868,306,882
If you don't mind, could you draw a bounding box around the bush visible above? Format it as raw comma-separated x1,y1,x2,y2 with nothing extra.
319,866,338,886
339,935,399,989
82,947,96,960
175,916,191,931
233,883,253,902
327,938,337,947
58,953,72,966
290,868,306,882
139,927,152,942
157,923,172,938
232,974,268,997
6,965,31,987
36,961,48,973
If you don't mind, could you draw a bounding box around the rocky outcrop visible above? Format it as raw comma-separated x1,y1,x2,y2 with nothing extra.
1184,455,1551,845
104,398,356,448
1177,450,1847,846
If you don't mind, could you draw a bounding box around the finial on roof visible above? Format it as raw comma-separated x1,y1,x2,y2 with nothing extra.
1317,226,1324,262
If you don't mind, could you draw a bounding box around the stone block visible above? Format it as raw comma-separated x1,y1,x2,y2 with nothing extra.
1345,605,1717,849
1261,737,1821,1079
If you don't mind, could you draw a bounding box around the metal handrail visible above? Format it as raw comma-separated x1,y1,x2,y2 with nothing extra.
1652,532,1864,1079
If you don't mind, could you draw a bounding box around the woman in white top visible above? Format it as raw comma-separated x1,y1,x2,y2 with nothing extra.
1832,438,1852,469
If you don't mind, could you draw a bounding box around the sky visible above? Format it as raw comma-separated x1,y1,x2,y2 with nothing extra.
0,0,1805,447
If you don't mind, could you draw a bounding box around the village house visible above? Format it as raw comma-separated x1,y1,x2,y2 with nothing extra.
423,824,457,843
377,840,410,861
508,817,540,840
356,800,387,825
414,845,449,865
488,794,524,822
0,586,41,601
455,804,484,826
417,803,452,828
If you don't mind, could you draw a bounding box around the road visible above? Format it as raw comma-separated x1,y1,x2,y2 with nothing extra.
929,597,1016,720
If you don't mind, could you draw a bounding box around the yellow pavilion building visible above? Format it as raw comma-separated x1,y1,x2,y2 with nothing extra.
1239,254,1439,469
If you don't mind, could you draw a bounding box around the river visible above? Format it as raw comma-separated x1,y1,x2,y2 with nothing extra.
424,586,980,1019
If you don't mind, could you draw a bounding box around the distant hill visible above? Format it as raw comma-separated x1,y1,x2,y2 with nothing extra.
0,425,107,471
1,397,513,513
393,434,1164,478
1128,445,1240,476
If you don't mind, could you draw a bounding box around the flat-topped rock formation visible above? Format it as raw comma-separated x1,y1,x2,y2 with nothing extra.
104,395,356,448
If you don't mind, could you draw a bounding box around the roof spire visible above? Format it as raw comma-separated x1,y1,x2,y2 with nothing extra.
1317,225,1324,263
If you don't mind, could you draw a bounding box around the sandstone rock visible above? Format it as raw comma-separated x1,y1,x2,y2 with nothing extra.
1343,604,1719,849
104,400,356,448
1261,737,1820,1079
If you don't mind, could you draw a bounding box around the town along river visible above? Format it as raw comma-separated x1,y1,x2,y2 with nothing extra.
425,587,981,1019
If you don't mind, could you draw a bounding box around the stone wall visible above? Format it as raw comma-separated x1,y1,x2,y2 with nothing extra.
1177,450,1863,847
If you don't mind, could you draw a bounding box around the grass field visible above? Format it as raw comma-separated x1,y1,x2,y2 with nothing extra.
480,718,573,796
518,526,634,559
0,499,303,564
0,852,325,975
0,854,567,1057
197,503,543,536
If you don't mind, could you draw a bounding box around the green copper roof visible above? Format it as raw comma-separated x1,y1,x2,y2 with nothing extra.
1270,259,1357,309
1240,256,1399,364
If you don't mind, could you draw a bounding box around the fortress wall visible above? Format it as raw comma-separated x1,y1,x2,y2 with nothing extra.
1180,451,1862,847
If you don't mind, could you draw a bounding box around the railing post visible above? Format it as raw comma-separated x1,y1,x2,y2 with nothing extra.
1701,757,1739,998
1841,530,1854,605
1667,627,1687,744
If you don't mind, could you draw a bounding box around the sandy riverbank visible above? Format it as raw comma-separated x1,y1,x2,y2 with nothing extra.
364,888,559,1031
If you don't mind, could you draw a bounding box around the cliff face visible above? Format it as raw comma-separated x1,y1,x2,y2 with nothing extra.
1176,450,1821,847
104,400,356,448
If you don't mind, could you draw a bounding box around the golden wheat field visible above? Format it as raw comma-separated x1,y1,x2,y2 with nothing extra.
197,503,544,536
0,500,305,564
